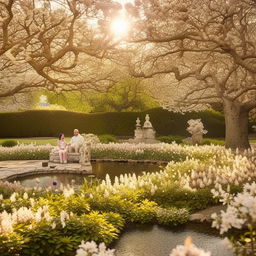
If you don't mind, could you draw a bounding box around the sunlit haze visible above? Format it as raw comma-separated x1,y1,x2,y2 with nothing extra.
110,17,130,38
109,0,134,38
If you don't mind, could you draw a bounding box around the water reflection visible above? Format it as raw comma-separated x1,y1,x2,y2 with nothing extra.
16,162,162,188
113,223,233,256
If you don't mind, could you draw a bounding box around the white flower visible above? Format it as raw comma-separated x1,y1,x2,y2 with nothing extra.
0,211,13,234
169,238,211,256
63,187,75,198
75,241,115,256
60,210,70,228
51,222,56,229
9,192,17,202
30,198,35,207
221,238,234,250
23,192,29,200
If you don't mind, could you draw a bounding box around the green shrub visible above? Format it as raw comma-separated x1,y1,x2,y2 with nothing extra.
35,194,91,216
0,212,121,256
0,108,225,137
0,151,49,161
98,134,118,143
201,138,225,146
150,187,215,212
1,140,18,147
156,207,189,226
88,194,158,224
101,212,125,230
157,135,184,144
88,194,135,221
130,200,158,224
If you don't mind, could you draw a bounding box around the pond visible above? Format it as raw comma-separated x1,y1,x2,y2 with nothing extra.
15,162,163,188
113,223,233,256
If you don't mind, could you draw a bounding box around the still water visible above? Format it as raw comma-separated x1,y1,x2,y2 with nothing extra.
113,223,233,256
16,162,162,188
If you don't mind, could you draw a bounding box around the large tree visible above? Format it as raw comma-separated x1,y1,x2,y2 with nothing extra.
0,0,122,98
123,0,256,149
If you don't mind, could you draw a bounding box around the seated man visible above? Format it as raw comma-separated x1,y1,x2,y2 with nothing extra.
68,129,84,153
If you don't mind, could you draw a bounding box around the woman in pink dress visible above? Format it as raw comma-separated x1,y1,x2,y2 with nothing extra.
58,133,68,164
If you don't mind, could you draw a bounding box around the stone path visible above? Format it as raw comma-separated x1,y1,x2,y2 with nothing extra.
0,160,92,181
190,205,227,222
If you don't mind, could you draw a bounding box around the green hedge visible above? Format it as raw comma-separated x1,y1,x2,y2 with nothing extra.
0,108,225,138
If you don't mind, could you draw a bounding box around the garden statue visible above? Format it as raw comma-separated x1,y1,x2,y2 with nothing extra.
143,114,153,128
79,142,91,171
136,117,141,127
184,119,208,144
134,117,143,140
132,114,159,143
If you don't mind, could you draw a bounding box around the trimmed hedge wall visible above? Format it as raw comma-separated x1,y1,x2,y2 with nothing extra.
0,108,225,138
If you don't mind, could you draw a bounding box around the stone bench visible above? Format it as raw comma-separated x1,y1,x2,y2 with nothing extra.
49,152,81,163
49,142,91,164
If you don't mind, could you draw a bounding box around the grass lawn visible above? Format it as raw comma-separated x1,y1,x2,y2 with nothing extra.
0,137,255,146
0,137,71,145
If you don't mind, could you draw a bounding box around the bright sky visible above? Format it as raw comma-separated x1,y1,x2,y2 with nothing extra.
46,0,134,39
111,0,134,39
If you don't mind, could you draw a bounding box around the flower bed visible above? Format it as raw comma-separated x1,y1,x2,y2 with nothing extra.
0,142,234,162
0,144,52,161
0,143,255,255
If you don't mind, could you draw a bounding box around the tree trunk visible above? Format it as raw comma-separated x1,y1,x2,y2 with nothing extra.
223,99,250,150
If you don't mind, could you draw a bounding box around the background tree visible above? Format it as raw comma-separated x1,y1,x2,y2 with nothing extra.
87,78,158,112
29,78,158,113
32,90,93,112
123,0,256,149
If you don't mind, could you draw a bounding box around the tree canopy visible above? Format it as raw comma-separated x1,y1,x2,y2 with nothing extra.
121,0,256,149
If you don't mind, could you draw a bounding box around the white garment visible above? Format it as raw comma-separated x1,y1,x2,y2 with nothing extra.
58,140,67,150
70,134,84,145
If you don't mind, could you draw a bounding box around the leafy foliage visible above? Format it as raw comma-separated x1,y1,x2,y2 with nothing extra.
0,108,225,137
156,207,189,226
98,134,118,144
157,135,184,144
1,140,18,147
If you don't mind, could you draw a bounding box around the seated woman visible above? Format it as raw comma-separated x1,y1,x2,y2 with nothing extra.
58,133,68,164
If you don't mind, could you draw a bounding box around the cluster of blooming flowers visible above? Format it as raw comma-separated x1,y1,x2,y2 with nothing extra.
169,237,211,256
0,188,75,234
94,146,256,198
0,143,53,159
171,152,256,189
63,185,75,198
0,204,52,233
1,141,249,164
0,180,25,191
76,241,115,256
95,170,173,198
92,142,231,160
211,182,256,235
75,238,211,256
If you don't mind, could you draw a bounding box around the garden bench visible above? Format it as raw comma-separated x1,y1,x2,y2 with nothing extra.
49,142,91,164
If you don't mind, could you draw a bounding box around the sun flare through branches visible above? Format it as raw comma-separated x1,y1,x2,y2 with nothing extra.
110,16,130,39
